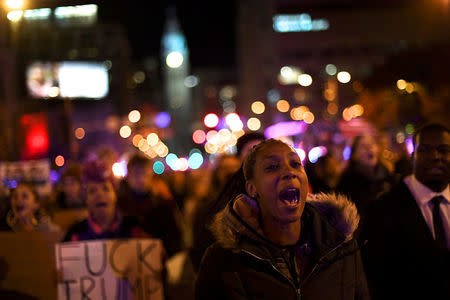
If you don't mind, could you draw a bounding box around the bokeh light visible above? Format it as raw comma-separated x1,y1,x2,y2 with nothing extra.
396,132,405,144
55,155,65,167
343,146,351,160
290,106,309,121
206,130,218,142
48,86,60,97
155,112,171,128
298,74,313,87
6,0,24,10
166,51,184,68
337,71,351,83
303,111,315,124
295,147,307,163
276,99,290,112
325,64,337,75
405,83,415,93
128,110,141,123
119,125,131,138
7,10,23,21
204,113,219,128
184,75,199,88
405,124,415,135
342,108,352,121
192,129,206,144
132,134,143,147
147,133,159,146
397,79,407,90
405,136,414,155
251,101,265,114
308,146,328,163
112,161,127,178
327,102,338,115
166,153,178,170
153,161,165,174
267,89,281,104
225,113,243,131
188,152,204,169
74,127,85,139
247,117,261,131
176,157,189,171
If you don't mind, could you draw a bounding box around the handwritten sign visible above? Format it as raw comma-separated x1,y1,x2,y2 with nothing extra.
0,159,51,197
55,239,165,300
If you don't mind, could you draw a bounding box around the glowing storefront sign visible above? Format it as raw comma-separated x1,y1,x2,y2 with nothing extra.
54,4,97,19
18,4,97,21
273,14,329,32
23,8,51,20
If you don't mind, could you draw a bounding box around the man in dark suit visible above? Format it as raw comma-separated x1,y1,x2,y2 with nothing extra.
364,123,449,300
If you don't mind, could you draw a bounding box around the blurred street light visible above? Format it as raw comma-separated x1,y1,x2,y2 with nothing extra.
5,0,24,10
337,71,351,83
166,51,183,68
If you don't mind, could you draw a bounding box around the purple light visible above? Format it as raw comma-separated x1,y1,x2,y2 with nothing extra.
343,146,351,161
155,112,171,128
405,136,414,155
264,121,307,139
50,170,60,183
216,117,227,130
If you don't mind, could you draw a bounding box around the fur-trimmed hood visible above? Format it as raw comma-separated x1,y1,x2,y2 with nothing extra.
209,192,360,251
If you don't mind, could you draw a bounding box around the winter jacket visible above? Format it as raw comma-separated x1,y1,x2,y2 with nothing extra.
195,193,370,300
116,180,183,257
0,209,62,235
63,211,149,241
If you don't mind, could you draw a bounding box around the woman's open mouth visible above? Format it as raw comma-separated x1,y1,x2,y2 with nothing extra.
279,188,300,206
14,205,25,212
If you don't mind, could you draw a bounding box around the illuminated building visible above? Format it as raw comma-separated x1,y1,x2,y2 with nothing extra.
161,6,193,156
0,2,133,160
236,0,450,126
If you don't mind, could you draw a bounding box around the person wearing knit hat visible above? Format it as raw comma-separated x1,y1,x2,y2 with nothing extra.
63,160,149,241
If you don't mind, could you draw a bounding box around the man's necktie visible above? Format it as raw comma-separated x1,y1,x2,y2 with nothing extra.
431,196,447,252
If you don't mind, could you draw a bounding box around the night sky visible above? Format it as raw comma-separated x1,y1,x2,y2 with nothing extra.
100,0,237,68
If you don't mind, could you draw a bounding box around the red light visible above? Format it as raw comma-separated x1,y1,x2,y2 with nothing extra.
30,133,46,149
192,130,206,144
20,113,50,159
203,113,219,128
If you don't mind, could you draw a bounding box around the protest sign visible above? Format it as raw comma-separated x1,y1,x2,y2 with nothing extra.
0,232,58,300
0,159,52,197
55,239,164,300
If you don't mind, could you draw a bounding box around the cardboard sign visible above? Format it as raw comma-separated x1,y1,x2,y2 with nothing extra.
0,159,52,197
0,232,60,300
52,209,89,232
55,239,165,300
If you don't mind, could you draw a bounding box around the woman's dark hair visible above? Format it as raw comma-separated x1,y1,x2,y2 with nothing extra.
11,182,40,204
236,131,265,157
243,138,290,181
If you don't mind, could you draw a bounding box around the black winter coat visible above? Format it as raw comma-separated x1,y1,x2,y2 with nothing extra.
195,193,370,300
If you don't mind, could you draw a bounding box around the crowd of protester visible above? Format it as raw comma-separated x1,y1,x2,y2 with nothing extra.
0,123,448,299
